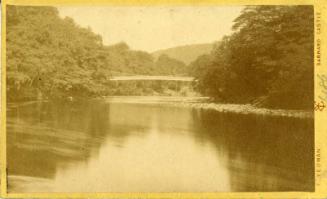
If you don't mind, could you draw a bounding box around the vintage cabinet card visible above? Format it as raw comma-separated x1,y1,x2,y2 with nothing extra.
1,0,327,198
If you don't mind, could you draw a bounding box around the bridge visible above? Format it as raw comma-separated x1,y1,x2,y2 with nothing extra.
108,76,195,82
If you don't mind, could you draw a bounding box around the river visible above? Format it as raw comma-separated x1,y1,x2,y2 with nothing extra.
7,96,314,192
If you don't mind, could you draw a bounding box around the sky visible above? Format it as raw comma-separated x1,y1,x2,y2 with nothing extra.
58,6,243,52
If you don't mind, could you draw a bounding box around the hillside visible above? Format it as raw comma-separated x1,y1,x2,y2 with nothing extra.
152,43,214,65
6,6,188,101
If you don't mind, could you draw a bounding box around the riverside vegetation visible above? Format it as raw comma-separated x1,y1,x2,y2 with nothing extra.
6,6,188,101
6,5,315,193
7,5,313,110
189,6,314,110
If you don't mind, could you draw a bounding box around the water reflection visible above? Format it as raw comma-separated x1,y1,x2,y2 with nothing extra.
191,110,314,191
7,98,314,192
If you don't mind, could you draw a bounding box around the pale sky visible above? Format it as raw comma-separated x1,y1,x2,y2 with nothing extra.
58,6,243,52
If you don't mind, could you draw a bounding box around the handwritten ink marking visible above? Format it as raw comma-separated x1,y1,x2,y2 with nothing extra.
315,101,326,111
318,74,327,104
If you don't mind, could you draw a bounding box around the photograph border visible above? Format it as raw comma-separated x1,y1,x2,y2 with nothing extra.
1,0,327,198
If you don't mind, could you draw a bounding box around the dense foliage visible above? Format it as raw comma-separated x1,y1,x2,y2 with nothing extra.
6,6,186,101
190,6,314,109
105,42,187,76
7,5,314,109
7,6,108,100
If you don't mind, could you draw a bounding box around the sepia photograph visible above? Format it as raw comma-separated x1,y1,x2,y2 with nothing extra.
4,3,315,194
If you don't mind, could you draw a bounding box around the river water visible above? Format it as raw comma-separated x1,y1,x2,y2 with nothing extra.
7,97,314,192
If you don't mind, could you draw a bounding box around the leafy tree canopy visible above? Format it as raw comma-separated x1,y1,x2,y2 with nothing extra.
191,6,313,109
6,6,187,101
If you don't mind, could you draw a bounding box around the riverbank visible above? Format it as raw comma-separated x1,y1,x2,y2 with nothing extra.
7,96,313,119
174,101,313,119
104,96,313,119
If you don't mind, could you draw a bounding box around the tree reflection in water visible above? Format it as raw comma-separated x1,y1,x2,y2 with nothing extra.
190,109,314,191
7,100,314,192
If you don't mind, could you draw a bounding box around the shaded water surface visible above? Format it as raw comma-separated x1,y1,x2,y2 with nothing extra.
7,97,314,192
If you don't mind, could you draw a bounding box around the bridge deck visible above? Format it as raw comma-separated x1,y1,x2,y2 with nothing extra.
109,76,195,82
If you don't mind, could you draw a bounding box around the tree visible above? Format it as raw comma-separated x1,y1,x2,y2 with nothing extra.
192,5,314,109
155,54,187,75
6,6,111,100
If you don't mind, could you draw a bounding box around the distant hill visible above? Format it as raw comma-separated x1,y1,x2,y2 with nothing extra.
152,43,214,65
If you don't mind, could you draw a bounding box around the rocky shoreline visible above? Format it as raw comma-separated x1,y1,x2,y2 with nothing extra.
167,101,313,119
8,97,313,119
103,96,313,119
